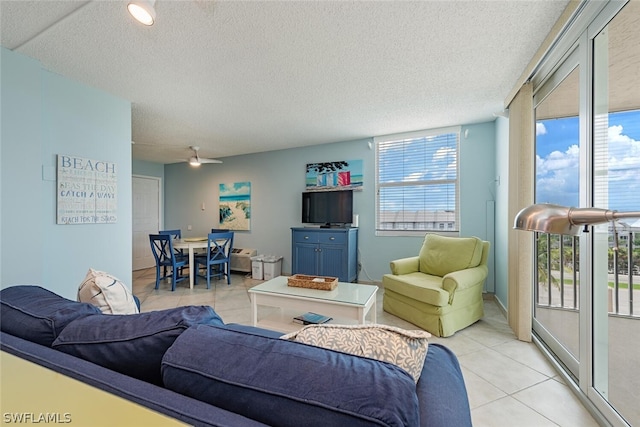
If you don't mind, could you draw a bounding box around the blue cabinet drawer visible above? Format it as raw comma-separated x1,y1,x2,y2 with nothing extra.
318,232,346,245
293,231,319,244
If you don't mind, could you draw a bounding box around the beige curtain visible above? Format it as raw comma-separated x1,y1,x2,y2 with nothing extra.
506,82,534,341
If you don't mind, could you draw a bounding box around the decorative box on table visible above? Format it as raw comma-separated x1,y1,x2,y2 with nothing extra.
287,274,338,291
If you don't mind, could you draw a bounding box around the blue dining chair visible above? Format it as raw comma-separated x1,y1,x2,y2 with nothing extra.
159,229,187,275
195,231,234,288
149,234,188,291
159,229,186,258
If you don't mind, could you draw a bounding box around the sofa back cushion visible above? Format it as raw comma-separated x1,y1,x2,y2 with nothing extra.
0,285,101,346
419,234,483,277
162,325,419,427
52,306,224,385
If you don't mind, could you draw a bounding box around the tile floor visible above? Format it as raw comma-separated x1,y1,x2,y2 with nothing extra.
133,269,600,427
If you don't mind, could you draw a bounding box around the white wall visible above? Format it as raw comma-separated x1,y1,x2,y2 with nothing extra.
1,48,132,299
158,122,497,283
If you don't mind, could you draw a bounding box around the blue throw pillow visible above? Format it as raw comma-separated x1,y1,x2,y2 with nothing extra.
0,285,101,346
52,306,224,385
161,325,419,427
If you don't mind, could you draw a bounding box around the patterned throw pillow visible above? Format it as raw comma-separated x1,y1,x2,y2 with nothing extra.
78,268,139,314
281,324,431,382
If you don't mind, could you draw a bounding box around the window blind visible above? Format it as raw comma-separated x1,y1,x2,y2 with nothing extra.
375,127,460,234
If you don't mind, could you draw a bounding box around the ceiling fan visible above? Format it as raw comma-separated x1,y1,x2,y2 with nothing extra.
186,146,222,166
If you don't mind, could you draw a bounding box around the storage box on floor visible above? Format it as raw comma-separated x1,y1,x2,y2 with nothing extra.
251,256,264,280
251,255,283,280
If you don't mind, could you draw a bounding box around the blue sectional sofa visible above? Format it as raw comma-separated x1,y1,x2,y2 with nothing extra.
0,285,472,427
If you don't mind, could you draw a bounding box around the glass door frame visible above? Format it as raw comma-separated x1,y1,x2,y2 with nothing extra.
528,1,632,425
531,48,583,380
585,2,636,424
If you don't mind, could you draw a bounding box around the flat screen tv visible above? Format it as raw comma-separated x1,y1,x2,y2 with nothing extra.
302,190,353,227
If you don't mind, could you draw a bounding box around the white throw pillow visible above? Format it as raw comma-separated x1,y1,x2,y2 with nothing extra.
78,268,139,315
281,324,430,383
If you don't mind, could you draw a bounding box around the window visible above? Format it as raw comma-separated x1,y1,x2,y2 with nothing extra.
375,126,460,236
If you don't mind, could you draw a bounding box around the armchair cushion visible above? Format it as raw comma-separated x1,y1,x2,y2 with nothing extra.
419,234,483,277
383,273,450,306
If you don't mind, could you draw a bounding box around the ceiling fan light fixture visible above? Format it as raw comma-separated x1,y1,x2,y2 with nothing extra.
127,0,156,26
184,145,221,165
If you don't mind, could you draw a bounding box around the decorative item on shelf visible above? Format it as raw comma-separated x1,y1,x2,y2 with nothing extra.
287,274,338,291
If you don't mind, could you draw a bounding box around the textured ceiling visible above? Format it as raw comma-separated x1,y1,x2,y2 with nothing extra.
1,0,570,164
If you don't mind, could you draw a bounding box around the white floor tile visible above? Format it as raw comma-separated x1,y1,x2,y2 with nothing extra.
457,347,549,395
492,339,559,378
472,396,557,427
513,379,600,427
461,366,507,409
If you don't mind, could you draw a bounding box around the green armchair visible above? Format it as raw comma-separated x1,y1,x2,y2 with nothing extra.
382,234,489,337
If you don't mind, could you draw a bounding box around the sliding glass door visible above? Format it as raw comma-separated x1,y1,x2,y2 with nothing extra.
530,1,639,425
591,2,640,424
533,57,582,380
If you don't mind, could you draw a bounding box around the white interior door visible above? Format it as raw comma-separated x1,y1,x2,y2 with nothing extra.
133,175,161,270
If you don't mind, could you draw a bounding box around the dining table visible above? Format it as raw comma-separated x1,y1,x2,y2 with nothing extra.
173,237,209,289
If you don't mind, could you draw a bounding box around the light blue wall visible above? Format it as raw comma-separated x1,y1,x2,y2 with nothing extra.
1,48,43,288
494,116,510,307
460,122,497,291
0,47,132,299
164,138,374,277
133,159,164,179
163,122,497,283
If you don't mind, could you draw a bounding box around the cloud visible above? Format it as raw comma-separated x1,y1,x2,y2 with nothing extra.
537,123,640,210
536,144,581,206
405,172,425,181
607,125,640,172
220,182,250,196
433,146,456,161
536,122,547,136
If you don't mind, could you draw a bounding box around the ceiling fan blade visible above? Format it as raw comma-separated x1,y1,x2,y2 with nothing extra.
178,146,222,164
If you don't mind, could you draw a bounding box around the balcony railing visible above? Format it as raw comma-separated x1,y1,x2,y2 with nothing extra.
608,229,639,317
535,230,639,317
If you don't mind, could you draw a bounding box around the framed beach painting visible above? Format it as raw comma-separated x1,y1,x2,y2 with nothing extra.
219,182,251,230
305,160,363,191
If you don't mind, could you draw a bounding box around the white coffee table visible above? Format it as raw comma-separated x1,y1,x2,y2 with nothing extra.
248,276,378,333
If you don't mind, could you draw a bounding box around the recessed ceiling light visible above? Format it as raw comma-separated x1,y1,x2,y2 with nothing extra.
127,0,156,26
